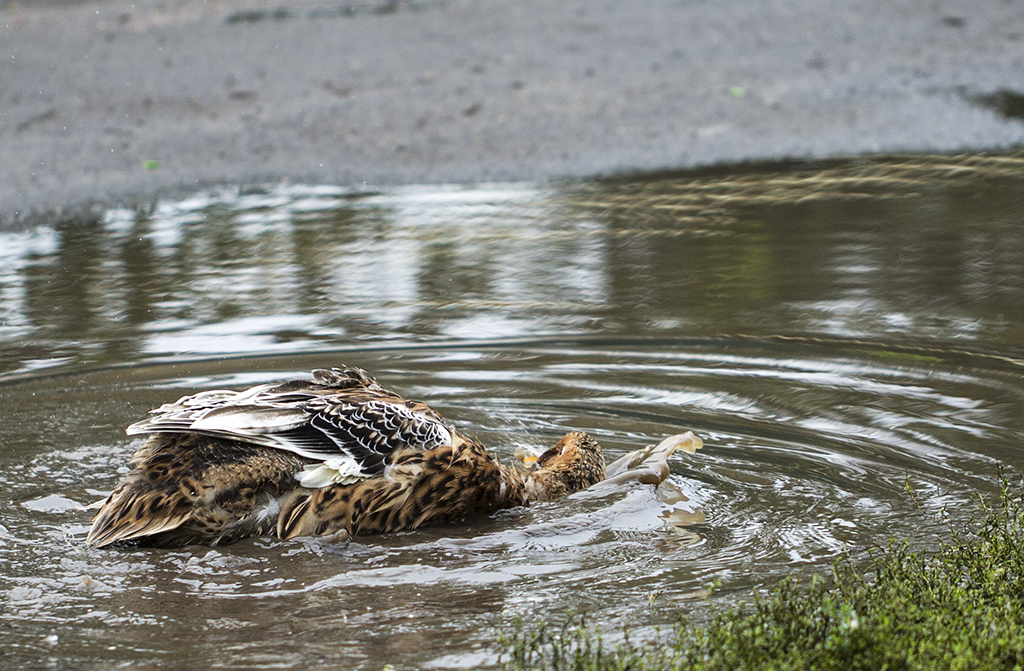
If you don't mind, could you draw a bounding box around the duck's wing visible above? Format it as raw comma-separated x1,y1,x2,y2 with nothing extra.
126,368,454,483
293,398,454,483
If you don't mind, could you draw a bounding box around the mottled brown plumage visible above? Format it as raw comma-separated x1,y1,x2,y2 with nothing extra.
525,432,606,502
86,367,605,548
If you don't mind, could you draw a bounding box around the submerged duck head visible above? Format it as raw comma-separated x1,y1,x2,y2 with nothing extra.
525,431,606,502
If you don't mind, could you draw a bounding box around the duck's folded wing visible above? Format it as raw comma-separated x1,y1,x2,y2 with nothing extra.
313,399,452,462
126,391,454,479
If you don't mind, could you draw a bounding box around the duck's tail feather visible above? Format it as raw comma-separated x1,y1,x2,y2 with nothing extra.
86,477,192,548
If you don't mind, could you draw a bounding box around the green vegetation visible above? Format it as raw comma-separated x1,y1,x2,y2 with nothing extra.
501,479,1024,670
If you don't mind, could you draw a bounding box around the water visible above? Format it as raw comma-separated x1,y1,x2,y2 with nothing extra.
2,153,1024,669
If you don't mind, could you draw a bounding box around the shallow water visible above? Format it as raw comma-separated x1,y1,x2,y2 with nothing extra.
2,153,1024,669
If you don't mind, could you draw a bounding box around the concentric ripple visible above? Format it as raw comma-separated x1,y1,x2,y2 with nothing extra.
2,336,1021,669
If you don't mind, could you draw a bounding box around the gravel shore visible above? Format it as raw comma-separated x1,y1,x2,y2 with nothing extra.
2,0,1023,224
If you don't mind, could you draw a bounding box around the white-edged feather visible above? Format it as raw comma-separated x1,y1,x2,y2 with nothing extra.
298,457,368,488
123,372,455,471
189,406,309,433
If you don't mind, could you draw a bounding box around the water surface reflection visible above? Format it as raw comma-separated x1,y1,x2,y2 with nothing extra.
1,153,1023,669
4,154,1023,376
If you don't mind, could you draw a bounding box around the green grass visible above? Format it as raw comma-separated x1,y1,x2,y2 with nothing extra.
500,478,1024,670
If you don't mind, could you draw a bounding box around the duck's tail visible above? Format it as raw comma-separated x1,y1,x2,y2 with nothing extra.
86,434,306,548
86,474,193,547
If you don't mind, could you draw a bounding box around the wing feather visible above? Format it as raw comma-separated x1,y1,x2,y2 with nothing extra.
123,370,455,483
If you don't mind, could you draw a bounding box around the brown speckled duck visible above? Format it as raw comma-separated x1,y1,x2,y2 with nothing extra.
86,367,607,548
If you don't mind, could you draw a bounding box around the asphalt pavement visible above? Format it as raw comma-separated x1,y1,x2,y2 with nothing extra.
2,0,1023,224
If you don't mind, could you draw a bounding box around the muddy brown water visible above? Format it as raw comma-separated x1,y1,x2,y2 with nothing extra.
2,153,1024,669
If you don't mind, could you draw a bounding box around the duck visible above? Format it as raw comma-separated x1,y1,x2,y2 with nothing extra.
86,366,608,548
